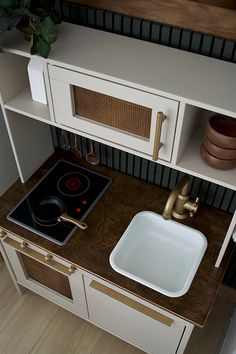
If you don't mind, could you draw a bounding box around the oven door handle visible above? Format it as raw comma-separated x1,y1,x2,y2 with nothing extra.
3,237,75,276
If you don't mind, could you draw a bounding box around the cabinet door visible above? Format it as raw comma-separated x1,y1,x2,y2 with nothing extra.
85,278,185,354
2,235,88,318
49,65,179,162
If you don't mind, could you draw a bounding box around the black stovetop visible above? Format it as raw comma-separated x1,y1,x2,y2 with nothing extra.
8,160,112,245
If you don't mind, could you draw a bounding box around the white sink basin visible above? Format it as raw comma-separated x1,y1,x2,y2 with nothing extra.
110,211,207,297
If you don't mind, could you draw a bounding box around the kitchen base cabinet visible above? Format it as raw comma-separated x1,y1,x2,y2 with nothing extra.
1,232,88,319
84,277,193,354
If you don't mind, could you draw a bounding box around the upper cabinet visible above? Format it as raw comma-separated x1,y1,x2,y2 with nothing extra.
49,65,178,162
0,23,235,189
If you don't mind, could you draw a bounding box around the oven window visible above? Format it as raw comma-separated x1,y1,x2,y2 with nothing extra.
19,253,73,299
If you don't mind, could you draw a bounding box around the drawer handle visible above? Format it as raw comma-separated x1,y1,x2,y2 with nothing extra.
90,280,173,327
153,111,166,161
3,237,72,276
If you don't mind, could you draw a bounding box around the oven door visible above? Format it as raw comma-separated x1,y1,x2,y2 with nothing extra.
2,233,88,318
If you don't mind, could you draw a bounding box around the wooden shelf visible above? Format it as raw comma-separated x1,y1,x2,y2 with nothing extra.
4,87,51,123
70,0,236,41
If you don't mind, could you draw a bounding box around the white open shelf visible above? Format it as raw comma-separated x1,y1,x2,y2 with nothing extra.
176,130,236,190
4,87,51,123
172,103,236,191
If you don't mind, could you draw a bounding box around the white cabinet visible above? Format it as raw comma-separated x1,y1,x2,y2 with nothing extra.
49,65,179,162
1,231,88,319
84,277,193,354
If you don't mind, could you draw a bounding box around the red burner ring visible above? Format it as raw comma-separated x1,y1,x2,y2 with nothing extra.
65,178,82,190
57,172,90,196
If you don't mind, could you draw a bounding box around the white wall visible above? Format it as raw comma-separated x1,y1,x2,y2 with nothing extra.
0,108,18,196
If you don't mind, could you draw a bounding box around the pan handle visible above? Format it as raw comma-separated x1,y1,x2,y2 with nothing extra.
58,213,88,230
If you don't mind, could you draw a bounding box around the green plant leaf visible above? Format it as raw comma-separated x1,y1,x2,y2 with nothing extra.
19,0,30,8
14,7,31,17
0,0,19,8
0,7,21,32
35,16,57,44
36,38,50,58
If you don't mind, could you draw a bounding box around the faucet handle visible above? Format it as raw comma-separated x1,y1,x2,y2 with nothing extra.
189,197,200,217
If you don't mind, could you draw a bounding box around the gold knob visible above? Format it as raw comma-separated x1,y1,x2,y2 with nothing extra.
0,229,6,238
68,265,76,274
20,241,28,249
44,254,52,261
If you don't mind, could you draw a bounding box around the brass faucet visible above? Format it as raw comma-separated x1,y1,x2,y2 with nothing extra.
162,175,200,220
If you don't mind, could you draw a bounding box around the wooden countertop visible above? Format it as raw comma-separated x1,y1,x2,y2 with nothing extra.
70,0,236,41
0,152,233,327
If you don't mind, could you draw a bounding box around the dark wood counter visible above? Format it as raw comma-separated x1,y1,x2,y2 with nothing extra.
0,152,233,327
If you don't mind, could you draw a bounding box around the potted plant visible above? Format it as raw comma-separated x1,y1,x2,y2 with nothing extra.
0,0,61,58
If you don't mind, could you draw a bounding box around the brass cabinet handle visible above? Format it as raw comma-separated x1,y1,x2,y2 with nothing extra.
90,280,173,327
0,229,6,238
153,111,166,161
3,237,73,276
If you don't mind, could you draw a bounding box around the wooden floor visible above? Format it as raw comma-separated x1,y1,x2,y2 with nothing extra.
0,255,235,354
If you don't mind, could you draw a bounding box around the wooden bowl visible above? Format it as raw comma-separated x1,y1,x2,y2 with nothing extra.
200,144,236,170
206,114,236,149
203,135,236,160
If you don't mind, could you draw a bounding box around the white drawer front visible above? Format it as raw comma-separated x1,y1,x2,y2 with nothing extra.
85,278,185,354
49,65,178,162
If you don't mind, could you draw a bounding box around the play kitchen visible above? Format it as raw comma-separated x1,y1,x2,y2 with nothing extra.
0,155,234,354
0,22,236,354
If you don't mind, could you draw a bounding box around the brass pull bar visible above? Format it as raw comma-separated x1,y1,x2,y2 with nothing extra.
3,237,73,276
90,280,173,327
153,111,166,161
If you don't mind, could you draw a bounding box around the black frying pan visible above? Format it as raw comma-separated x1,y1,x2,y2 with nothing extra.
32,195,87,230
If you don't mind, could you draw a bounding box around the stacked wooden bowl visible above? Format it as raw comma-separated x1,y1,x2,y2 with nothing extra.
201,114,236,170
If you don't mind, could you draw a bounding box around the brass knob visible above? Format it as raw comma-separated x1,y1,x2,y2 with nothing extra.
0,229,6,238
20,241,28,249
44,254,52,261
68,265,76,274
